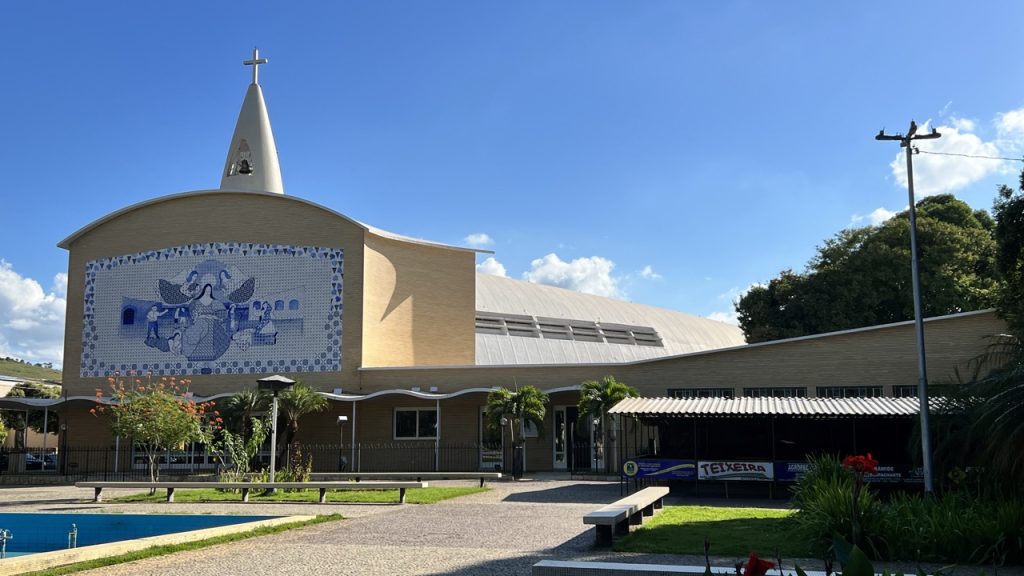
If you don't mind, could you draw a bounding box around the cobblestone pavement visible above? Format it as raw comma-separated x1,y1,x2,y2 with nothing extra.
0,479,1018,576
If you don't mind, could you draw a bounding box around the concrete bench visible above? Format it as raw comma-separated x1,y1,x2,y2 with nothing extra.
308,471,501,487
76,480,428,504
534,561,840,576
583,486,669,546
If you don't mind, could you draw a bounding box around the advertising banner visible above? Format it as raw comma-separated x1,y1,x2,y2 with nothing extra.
864,465,903,484
697,461,774,481
774,461,809,482
622,459,697,480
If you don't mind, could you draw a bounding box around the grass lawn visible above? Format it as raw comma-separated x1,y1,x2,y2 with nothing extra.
111,486,488,505
614,505,810,558
21,514,341,576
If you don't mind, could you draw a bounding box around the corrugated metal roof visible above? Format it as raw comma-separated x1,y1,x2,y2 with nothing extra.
608,396,934,418
475,274,745,365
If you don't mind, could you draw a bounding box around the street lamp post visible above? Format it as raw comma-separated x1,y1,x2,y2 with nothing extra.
257,375,295,484
876,121,941,493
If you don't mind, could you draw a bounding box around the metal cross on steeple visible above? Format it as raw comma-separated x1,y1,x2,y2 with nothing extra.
243,47,268,85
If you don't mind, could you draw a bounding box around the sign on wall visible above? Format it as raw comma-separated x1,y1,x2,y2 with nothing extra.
622,459,697,480
81,242,343,377
697,461,774,481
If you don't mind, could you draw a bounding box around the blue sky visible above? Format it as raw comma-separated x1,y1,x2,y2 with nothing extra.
3,1,1024,367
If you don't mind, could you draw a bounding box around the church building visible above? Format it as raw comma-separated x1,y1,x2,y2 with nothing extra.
24,51,1009,475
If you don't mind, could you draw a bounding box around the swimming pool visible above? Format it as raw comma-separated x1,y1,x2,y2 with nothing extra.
0,513,278,555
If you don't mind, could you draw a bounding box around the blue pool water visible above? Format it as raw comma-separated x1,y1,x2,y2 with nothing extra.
0,513,277,555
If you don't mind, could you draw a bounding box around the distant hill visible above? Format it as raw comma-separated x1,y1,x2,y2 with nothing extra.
0,358,62,384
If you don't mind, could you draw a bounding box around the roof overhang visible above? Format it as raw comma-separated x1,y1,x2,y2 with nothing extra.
608,396,950,419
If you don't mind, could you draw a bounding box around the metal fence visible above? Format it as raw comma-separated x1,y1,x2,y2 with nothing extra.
0,443,507,481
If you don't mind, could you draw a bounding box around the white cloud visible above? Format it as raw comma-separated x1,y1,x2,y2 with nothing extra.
950,117,976,132
639,265,661,280
997,108,1024,140
523,253,623,298
706,283,762,326
476,256,507,277
889,120,1005,196
850,207,897,226
0,260,65,367
707,310,739,325
463,233,494,248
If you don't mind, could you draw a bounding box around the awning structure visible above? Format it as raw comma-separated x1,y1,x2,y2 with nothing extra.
608,396,941,419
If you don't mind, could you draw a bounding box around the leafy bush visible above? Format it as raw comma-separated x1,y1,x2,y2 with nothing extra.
789,455,883,557
792,455,1024,564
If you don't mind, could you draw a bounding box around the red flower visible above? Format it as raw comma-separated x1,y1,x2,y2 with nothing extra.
743,552,775,576
842,453,879,474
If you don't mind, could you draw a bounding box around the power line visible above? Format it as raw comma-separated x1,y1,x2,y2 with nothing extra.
917,150,1024,162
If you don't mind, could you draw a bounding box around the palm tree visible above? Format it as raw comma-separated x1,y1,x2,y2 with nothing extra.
219,388,270,440
577,375,638,472
484,385,549,447
958,335,1024,481
277,382,328,459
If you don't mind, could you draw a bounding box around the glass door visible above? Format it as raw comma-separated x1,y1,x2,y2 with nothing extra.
479,407,502,471
553,407,568,469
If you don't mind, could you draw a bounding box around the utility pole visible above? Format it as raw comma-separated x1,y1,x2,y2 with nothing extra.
875,121,941,493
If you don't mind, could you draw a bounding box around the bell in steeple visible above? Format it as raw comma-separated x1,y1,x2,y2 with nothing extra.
219,48,284,194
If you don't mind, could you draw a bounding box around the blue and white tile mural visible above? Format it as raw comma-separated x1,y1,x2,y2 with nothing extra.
81,243,344,377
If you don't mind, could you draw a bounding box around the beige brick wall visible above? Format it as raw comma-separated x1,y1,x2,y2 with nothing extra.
361,233,476,368
360,310,1006,398
61,192,366,397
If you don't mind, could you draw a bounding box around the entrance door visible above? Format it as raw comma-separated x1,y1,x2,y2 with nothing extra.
556,406,590,471
479,407,502,471
553,406,568,469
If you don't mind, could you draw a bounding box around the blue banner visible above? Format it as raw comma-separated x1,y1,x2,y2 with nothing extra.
775,461,809,482
622,458,697,480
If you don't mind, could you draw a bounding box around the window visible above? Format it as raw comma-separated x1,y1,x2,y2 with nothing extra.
121,308,135,325
743,387,807,398
473,312,664,347
289,299,300,310
274,300,285,311
667,387,734,398
892,385,918,398
816,386,883,398
394,408,437,439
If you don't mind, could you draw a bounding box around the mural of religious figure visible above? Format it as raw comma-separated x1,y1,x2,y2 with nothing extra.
82,243,342,378
146,259,266,362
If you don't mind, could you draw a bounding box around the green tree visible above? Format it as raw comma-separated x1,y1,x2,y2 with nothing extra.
212,416,269,482
994,173,1024,335
484,385,549,447
737,194,1000,342
577,375,638,470
219,388,270,440
5,382,60,449
276,382,328,458
94,376,219,484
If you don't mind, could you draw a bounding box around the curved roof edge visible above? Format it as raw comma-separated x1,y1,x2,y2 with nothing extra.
0,385,581,407
57,189,487,254
358,308,999,371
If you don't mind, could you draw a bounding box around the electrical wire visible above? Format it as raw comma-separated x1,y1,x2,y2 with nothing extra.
917,150,1024,162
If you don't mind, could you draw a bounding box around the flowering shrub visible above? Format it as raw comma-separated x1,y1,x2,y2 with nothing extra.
842,453,878,547
93,372,220,483
742,552,775,576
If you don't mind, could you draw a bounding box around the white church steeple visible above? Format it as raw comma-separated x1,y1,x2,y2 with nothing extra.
220,48,284,194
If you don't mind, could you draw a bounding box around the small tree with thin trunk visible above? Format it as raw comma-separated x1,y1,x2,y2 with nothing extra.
276,382,328,461
484,385,549,447
577,375,638,472
93,374,220,486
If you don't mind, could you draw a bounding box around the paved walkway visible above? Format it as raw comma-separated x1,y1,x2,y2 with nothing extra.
0,479,1018,575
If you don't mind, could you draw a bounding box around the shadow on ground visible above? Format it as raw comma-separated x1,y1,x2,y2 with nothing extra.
501,483,620,504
